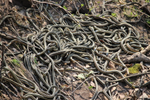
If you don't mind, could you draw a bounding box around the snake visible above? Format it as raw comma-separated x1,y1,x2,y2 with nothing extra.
0,1,149,99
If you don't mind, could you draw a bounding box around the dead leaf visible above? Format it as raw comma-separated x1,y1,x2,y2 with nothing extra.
111,87,116,92
2,94,10,99
2,27,9,32
119,94,125,99
125,64,133,67
17,54,23,60
61,84,69,89
66,77,71,83
85,64,90,68
73,81,81,86
74,67,80,70
138,93,148,100
77,73,85,79
108,61,115,69
111,90,119,100
89,92,93,98
129,89,133,96
90,81,95,87
72,73,77,77
9,0,12,3
119,0,126,4
42,21,47,26
112,95,118,100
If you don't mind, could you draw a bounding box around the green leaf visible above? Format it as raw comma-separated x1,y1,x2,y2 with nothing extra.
130,12,133,16
63,6,67,10
89,70,94,74
128,63,141,74
89,70,94,75
89,8,92,12
129,81,134,84
96,14,100,17
34,57,38,64
145,0,150,3
88,86,93,90
77,71,93,79
111,13,117,17
127,78,134,84
85,13,88,16
86,71,94,77
81,4,84,7
77,73,86,79
127,78,131,82
11,59,20,66
134,14,138,17
147,19,150,24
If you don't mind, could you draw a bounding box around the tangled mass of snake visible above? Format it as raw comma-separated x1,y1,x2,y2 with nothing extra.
0,0,150,100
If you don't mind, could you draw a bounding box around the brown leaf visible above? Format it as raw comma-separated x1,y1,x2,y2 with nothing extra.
2,27,9,32
138,93,148,99
9,0,12,3
108,61,115,69
125,64,133,67
66,77,71,83
119,94,125,99
111,90,119,100
129,89,133,96
85,64,90,68
2,94,10,99
72,73,77,77
90,81,95,87
111,87,116,92
42,21,47,27
89,92,93,98
61,84,69,89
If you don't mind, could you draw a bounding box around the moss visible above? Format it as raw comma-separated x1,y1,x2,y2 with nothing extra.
128,63,140,74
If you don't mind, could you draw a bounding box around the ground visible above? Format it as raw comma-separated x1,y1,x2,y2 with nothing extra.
0,0,150,100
